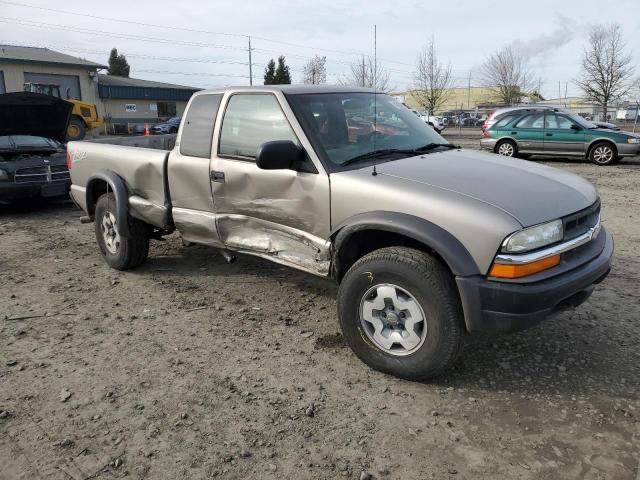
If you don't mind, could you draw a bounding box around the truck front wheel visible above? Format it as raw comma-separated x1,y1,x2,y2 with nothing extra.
66,116,86,141
94,193,149,270
337,247,464,380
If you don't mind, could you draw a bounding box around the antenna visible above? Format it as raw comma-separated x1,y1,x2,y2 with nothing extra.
372,24,378,176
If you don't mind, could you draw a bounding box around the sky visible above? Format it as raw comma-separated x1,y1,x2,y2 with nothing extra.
1,0,639,99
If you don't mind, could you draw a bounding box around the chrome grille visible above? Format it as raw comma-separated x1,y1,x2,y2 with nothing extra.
14,165,70,184
563,201,600,241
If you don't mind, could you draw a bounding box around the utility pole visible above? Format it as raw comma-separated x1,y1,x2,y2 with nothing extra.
248,36,253,86
467,71,471,109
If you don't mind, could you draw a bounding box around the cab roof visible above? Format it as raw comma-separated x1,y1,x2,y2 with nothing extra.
193,85,376,96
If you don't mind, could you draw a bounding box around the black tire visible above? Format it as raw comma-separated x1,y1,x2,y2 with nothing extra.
66,116,86,141
337,247,464,380
495,139,517,157
588,141,618,166
94,193,149,270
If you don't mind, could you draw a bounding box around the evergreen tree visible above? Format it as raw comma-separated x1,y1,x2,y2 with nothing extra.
264,59,276,85
107,48,130,77
273,56,291,84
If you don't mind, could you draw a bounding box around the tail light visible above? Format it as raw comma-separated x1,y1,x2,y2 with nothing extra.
481,129,490,138
66,150,72,170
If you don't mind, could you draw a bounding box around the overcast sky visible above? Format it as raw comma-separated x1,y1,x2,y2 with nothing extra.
1,0,639,98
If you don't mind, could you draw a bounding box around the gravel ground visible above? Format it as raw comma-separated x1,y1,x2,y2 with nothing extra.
1,141,639,479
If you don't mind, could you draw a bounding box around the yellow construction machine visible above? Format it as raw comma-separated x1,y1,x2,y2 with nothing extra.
23,82,103,140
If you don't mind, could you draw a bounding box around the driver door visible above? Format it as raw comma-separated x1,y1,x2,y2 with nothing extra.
210,92,331,275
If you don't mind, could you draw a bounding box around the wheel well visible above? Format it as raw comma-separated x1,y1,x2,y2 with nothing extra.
587,139,617,157
86,179,109,216
333,229,451,282
494,138,516,153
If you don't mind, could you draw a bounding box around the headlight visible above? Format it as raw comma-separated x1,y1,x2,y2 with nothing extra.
0,169,9,181
627,138,640,144
502,219,563,253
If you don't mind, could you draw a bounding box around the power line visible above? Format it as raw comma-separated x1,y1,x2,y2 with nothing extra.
0,0,414,67
0,17,247,51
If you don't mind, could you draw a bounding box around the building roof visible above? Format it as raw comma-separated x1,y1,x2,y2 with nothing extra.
97,74,200,101
0,44,107,69
97,74,197,90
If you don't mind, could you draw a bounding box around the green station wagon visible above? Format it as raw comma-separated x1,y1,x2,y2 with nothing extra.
481,107,640,165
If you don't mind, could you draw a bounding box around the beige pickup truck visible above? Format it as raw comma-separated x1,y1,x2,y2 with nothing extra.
68,85,612,380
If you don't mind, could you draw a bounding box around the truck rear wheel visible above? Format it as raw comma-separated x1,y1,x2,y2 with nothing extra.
94,193,149,270
337,247,464,381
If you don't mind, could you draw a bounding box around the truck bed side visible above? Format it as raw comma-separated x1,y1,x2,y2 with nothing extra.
68,141,172,230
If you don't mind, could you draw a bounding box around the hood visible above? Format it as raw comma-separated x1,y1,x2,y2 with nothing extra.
374,149,598,227
0,92,73,143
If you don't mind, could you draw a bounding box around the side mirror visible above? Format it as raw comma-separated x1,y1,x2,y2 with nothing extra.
570,124,582,131
256,140,304,170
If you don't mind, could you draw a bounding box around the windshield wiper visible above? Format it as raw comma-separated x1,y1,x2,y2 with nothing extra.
341,148,419,166
413,142,458,152
341,143,459,168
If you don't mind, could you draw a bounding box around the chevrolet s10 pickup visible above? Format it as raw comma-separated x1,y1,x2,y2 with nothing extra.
68,86,613,380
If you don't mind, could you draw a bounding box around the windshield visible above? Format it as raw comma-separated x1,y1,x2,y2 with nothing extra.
287,92,447,169
565,112,598,129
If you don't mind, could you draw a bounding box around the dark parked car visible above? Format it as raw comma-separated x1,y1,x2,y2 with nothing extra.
152,116,181,134
0,92,72,202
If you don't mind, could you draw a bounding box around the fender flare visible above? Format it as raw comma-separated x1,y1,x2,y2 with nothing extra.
586,138,617,156
85,170,130,237
331,211,480,277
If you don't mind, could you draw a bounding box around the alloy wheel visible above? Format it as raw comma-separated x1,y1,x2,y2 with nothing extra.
101,211,121,254
592,145,614,164
497,142,515,157
359,283,427,356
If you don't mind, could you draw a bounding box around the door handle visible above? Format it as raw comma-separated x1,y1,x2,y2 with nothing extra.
546,133,553,136
210,171,225,183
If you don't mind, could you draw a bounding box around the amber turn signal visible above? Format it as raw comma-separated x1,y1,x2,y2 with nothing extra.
489,254,561,279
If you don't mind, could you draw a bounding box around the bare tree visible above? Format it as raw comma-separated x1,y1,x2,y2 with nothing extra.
412,39,452,114
479,45,533,105
576,23,634,118
302,55,327,85
339,56,392,92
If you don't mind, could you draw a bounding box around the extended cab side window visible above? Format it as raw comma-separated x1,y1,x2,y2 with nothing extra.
180,94,223,158
219,94,298,160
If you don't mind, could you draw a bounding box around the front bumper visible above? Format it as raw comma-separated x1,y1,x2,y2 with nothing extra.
616,143,640,157
456,228,613,334
0,180,70,202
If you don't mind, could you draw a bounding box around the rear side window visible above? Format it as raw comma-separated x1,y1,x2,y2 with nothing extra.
180,94,223,158
219,94,298,159
493,115,516,128
515,113,545,129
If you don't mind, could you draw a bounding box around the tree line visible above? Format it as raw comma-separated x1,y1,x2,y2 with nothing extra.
263,22,637,118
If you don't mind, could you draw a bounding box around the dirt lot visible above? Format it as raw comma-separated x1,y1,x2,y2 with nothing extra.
1,143,639,479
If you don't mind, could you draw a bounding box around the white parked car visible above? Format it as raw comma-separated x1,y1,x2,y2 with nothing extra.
410,109,445,133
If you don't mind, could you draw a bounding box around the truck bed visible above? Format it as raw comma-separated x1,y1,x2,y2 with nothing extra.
68,142,171,229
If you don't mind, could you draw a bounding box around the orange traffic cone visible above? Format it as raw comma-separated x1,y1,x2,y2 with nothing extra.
144,124,150,136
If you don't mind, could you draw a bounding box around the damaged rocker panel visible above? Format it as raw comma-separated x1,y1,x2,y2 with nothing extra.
216,214,331,276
